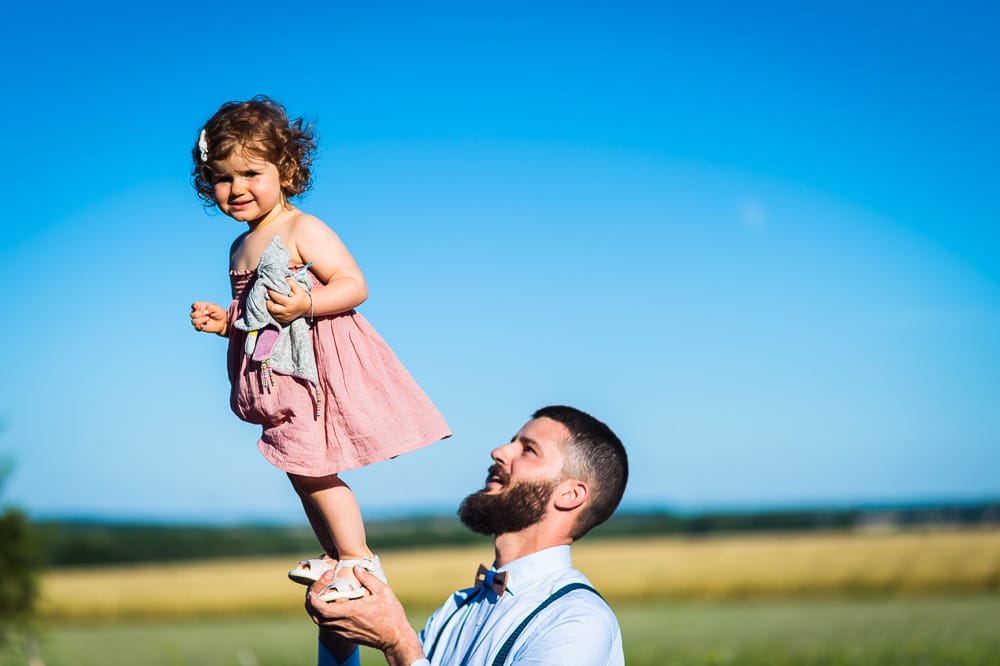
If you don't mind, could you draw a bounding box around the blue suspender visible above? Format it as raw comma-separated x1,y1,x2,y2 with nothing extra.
424,583,602,665
491,583,600,666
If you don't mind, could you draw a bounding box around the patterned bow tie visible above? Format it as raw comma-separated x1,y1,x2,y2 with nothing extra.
475,564,509,596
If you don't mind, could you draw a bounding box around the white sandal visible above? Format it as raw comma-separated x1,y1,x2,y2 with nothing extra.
288,556,335,585
317,555,387,601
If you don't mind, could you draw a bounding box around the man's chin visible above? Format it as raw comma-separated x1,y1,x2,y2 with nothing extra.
457,478,556,536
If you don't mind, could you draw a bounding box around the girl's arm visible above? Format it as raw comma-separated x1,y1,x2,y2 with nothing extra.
267,214,368,323
191,302,228,336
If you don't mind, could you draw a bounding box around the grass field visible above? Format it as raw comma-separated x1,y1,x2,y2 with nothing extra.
3,596,999,665
34,528,1000,621
4,529,998,664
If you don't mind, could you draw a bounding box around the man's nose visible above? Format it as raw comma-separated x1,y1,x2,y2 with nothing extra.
491,442,512,464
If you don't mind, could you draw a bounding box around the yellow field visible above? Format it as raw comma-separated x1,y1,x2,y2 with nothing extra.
38,528,1000,622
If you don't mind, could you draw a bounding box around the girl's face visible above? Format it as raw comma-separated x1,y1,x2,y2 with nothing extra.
209,149,285,226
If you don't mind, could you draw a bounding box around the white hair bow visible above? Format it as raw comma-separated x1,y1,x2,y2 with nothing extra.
198,129,209,162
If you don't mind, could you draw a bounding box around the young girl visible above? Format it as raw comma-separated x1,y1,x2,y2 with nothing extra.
189,96,450,601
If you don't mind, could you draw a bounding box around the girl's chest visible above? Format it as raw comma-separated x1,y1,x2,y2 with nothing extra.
230,228,304,272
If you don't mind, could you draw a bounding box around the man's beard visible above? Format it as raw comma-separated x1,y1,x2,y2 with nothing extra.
458,465,558,535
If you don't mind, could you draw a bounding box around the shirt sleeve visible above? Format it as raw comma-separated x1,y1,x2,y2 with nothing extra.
317,642,360,666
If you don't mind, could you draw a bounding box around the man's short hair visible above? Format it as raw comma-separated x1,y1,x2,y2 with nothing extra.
533,405,628,539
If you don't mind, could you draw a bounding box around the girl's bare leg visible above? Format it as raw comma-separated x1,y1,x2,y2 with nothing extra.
288,472,372,561
288,473,338,556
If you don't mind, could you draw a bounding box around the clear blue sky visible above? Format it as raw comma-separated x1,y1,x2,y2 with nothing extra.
1,1,998,523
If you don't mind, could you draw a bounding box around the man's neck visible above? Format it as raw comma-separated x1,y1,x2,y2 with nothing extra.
492,523,573,568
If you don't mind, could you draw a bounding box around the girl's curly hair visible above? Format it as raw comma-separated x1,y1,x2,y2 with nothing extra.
191,95,317,206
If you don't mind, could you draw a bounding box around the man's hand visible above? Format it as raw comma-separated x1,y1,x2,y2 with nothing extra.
306,565,425,666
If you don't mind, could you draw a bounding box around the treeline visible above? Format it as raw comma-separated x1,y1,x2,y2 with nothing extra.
33,501,1000,567
591,501,1000,537
32,516,490,567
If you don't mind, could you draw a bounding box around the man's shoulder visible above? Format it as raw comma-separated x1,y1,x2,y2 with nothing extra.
539,569,618,618
501,568,624,665
507,566,621,640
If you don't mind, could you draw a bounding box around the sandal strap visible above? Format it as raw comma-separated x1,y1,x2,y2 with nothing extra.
333,556,386,582
290,558,334,577
322,577,363,594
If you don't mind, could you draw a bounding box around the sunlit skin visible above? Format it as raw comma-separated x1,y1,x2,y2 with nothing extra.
485,417,569,493
305,417,593,665
209,151,286,229
485,417,590,565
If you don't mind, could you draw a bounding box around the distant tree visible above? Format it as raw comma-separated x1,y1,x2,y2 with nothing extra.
0,459,38,646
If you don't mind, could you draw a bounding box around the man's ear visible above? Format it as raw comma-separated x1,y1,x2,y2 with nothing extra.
553,479,588,511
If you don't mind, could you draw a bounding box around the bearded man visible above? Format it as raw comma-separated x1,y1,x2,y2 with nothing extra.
307,405,629,666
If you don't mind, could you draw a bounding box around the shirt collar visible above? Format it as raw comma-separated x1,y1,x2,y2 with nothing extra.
492,544,571,596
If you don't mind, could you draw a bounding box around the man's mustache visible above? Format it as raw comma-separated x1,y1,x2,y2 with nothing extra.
486,463,509,487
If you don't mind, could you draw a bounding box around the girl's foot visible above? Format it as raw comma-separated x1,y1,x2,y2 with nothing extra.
317,555,387,601
288,553,336,585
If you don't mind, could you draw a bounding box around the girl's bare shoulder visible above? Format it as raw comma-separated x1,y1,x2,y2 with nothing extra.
286,209,336,234
284,209,357,274
285,209,343,247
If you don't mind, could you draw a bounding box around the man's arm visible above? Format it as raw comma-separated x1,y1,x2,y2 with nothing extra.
307,565,427,666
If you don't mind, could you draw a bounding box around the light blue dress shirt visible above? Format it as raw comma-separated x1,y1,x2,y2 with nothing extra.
418,544,624,665
318,545,623,666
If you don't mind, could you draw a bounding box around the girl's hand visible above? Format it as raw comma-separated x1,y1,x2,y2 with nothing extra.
190,302,228,336
266,279,311,323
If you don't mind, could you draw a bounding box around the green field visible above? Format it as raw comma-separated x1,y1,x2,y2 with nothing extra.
3,595,999,665
6,531,999,664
